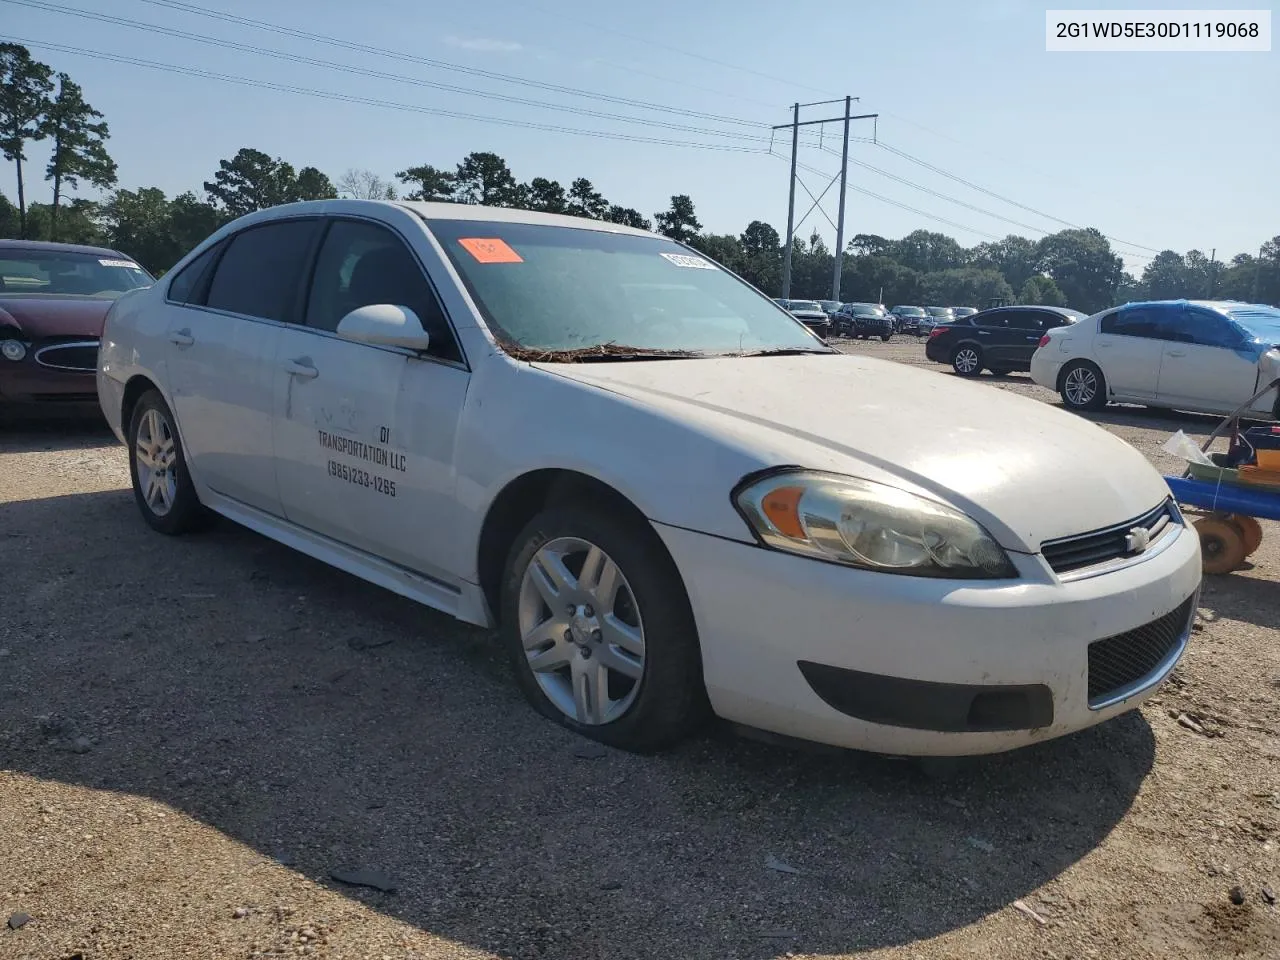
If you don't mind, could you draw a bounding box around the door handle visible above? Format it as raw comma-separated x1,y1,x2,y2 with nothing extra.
978,331,990,336
168,329,194,347
1166,350,1186,358
284,358,319,380
1096,342,1111,349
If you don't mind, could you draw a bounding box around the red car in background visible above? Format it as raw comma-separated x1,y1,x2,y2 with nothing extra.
0,240,153,413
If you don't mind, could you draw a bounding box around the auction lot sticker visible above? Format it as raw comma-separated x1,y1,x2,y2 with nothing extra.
1046,9,1271,51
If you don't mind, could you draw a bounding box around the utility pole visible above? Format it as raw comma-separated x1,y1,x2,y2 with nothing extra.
781,103,799,300
1209,247,1217,297
832,95,852,302
773,100,877,301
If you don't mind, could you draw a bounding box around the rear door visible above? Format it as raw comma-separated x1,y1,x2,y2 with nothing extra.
162,217,322,515
1092,306,1165,399
970,310,1014,364
1004,310,1054,365
1154,305,1259,412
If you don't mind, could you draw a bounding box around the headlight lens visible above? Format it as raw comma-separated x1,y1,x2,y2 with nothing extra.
734,470,1016,579
1,339,26,361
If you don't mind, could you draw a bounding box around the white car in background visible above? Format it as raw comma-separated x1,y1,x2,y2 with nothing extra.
98,200,1200,757
1031,300,1280,418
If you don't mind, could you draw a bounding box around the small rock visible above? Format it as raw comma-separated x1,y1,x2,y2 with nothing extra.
347,636,394,651
1229,885,1246,906
0,648,10,657
574,744,607,760
8,912,31,930
233,907,249,919
1208,863,1234,877
1012,899,1048,925
764,854,803,875
943,797,967,809
330,867,398,893
70,736,93,754
599,881,623,891
1176,713,1205,735
966,837,996,853
1196,607,1217,623
1262,887,1276,905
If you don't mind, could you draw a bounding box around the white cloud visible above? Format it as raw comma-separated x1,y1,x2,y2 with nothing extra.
444,35,523,53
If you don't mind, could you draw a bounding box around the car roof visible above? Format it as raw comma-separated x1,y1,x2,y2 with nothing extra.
0,238,130,258
227,198,659,239
976,304,1080,316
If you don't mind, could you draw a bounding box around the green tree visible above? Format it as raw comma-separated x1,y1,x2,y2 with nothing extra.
204,148,300,217
603,205,650,230
524,177,568,213
101,186,176,272
971,235,1041,292
841,255,920,305
0,189,18,237
1139,250,1187,300
847,233,891,257
453,151,523,206
738,220,782,294
294,166,337,202
920,267,1014,308
40,73,116,241
0,43,54,239
890,229,967,274
1114,271,1145,304
1037,228,1123,313
689,233,742,272
167,190,222,253
1018,274,1067,306
566,178,608,219
654,194,701,244
395,163,455,201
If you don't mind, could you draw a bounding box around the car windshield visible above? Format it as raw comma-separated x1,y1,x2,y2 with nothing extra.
893,306,926,317
817,300,840,311
788,301,823,312
1225,304,1280,344
427,219,830,357
851,305,880,316
954,307,977,316
926,307,952,317
0,251,153,298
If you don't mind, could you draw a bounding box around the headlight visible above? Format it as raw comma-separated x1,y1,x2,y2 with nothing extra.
1,339,26,361
734,470,1016,579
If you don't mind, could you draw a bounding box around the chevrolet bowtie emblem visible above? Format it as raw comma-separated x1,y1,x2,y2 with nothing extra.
1125,526,1151,554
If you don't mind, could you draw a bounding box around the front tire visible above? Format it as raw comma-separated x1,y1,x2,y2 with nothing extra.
1059,360,1106,411
127,389,206,535
880,334,892,342
500,504,706,752
951,344,983,377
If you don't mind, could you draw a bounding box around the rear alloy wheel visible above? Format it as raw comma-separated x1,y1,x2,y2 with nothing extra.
1060,361,1106,411
501,504,706,752
127,390,207,535
951,345,983,377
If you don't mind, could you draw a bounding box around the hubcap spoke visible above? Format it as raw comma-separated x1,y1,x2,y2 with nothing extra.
597,643,643,680
529,550,577,607
571,657,609,724
579,546,621,610
601,614,644,658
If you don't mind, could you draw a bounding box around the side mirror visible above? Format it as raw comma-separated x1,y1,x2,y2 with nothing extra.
336,304,431,351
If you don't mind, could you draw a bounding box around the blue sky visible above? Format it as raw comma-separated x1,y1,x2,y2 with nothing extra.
2,0,1277,274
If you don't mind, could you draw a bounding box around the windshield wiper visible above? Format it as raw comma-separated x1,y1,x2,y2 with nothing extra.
734,347,837,357
508,342,705,363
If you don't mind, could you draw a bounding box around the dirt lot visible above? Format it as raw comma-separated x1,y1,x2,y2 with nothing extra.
2,338,1278,960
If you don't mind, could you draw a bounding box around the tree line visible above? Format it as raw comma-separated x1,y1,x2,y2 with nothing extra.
3,43,1278,313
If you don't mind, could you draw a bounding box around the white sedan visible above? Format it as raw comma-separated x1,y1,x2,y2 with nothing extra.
97,200,1201,756
1031,299,1280,417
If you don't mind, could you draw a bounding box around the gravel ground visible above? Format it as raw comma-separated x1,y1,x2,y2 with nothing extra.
2,340,1278,960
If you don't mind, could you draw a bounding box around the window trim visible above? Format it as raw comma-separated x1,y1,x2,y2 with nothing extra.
295,214,469,371
163,238,228,306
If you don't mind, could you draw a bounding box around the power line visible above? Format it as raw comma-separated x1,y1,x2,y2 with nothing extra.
119,0,776,130
874,139,1163,255
4,0,785,145
1,35,773,154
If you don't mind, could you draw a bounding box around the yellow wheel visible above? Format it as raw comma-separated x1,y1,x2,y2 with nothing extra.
1225,514,1263,557
1194,516,1247,575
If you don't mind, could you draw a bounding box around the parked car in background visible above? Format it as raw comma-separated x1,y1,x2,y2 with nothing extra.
1031,300,1280,417
834,302,894,340
953,306,978,319
926,305,1086,376
1,240,153,412
782,299,833,338
817,299,842,318
97,198,1201,757
921,306,955,336
891,305,928,334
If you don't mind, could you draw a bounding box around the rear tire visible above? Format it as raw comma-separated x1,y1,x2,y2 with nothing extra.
1059,360,1106,411
880,333,892,342
500,503,707,753
951,344,983,377
127,390,207,535
1195,516,1246,575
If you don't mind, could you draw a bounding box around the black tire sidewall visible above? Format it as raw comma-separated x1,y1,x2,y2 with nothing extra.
499,504,706,752
127,390,204,535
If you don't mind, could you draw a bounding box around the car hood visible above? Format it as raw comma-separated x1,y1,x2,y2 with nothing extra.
534,354,1170,552
0,296,113,337
791,311,827,321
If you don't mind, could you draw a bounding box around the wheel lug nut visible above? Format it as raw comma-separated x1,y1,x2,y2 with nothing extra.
563,629,573,643
591,629,602,642
583,605,594,618
566,604,576,616
580,646,592,659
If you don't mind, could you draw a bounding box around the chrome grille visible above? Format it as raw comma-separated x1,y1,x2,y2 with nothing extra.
34,340,99,372
1088,596,1195,707
1041,500,1178,575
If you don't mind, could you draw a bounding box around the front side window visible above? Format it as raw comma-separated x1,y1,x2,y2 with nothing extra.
166,242,222,305
205,219,321,323
0,250,152,298
975,312,1009,328
1173,307,1246,349
304,219,460,362
426,219,827,356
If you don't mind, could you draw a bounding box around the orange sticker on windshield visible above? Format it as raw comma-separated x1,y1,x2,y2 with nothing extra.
458,237,523,263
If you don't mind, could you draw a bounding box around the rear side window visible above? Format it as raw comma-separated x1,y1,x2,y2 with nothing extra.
166,242,222,305
1102,307,1163,338
205,220,322,322
975,312,1008,328
1006,311,1046,331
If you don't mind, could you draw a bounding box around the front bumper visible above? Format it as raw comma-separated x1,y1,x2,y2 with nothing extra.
655,519,1201,756
0,339,100,405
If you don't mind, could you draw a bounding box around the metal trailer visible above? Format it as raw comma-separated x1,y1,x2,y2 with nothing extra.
1163,376,1280,574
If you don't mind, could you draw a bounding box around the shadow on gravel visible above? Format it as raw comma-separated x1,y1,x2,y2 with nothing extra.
0,411,114,453
1,490,1156,960
1200,570,1280,631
